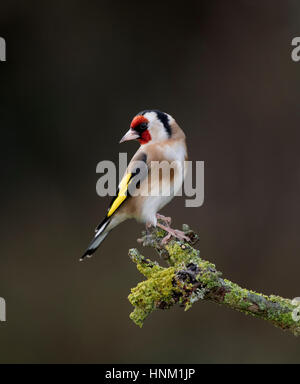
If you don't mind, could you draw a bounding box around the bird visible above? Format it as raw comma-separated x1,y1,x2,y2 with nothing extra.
81,109,189,261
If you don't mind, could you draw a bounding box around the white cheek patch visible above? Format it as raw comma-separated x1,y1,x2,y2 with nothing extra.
143,111,171,143
150,122,168,142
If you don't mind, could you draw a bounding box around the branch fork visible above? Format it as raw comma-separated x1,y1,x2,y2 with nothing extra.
128,221,300,336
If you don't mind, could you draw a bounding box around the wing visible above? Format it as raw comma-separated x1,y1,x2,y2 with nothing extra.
107,172,132,217
95,152,148,232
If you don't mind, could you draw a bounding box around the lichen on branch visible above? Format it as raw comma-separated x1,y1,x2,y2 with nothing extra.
128,222,300,336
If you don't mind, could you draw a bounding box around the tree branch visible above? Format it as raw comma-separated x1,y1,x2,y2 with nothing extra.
128,222,300,336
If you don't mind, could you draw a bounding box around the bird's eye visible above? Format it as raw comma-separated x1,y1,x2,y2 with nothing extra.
139,122,148,131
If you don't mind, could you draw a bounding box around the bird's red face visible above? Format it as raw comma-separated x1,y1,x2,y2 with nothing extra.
120,115,152,145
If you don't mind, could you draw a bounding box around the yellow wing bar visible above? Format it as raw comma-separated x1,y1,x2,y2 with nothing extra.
107,173,132,217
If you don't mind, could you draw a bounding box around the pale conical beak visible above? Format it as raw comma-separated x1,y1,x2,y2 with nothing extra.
119,129,139,143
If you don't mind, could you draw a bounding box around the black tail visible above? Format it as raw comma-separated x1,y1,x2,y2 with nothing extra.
80,219,110,261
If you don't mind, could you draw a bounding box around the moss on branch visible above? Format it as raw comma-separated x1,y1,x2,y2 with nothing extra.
128,222,300,336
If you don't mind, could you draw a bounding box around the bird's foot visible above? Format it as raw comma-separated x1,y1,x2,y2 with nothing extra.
156,213,172,226
157,222,191,244
145,222,152,230
137,222,153,243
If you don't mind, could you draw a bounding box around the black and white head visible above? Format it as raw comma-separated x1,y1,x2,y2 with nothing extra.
120,110,177,145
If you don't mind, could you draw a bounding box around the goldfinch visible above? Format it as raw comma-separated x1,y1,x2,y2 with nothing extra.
81,110,189,261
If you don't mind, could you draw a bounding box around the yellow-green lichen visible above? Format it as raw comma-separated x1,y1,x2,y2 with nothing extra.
222,280,300,334
128,228,300,335
165,242,200,266
128,262,179,327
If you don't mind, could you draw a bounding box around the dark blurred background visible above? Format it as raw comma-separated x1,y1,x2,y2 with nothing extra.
1,0,300,363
